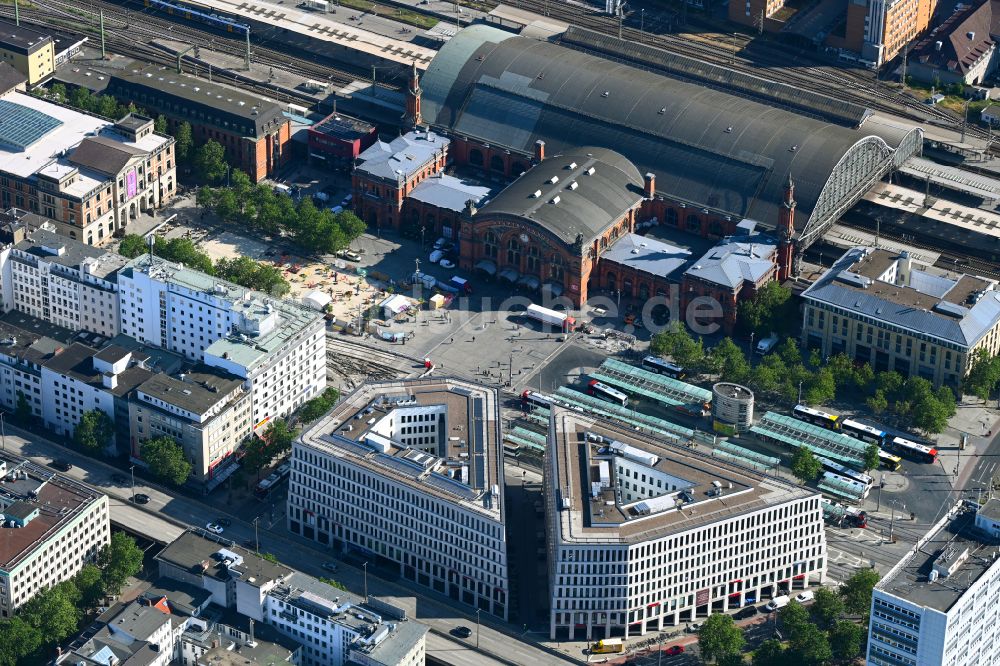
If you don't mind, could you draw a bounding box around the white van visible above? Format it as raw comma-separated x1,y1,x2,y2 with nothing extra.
765,595,790,612
795,591,815,603
756,333,779,355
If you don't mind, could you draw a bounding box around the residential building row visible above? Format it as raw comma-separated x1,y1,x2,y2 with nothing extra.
0,226,325,484
61,530,428,666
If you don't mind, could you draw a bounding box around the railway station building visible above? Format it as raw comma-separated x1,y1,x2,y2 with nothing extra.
801,246,1000,386
415,24,923,265
288,378,511,620
545,408,826,640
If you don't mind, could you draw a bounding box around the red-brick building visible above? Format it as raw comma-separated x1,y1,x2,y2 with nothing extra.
308,112,377,170
459,145,648,306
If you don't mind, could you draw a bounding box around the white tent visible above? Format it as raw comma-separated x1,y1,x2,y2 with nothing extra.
381,294,412,319
303,290,332,311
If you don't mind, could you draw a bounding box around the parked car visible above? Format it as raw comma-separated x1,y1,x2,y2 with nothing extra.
665,645,685,656
765,595,790,612
132,493,150,505
216,517,233,527
433,237,448,249
687,622,702,633
451,626,472,638
50,460,72,472
205,523,225,534
337,249,361,262
429,250,444,263
322,562,339,573
795,591,815,603
735,605,759,620
440,259,455,269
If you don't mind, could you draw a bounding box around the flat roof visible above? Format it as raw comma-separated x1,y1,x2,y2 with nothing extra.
0,455,105,571
0,18,52,54
298,377,504,520
408,173,494,213
135,367,244,416
156,531,292,586
549,408,815,545
12,228,127,281
877,505,1000,612
601,233,692,280
123,255,322,372
42,342,154,397
311,112,375,140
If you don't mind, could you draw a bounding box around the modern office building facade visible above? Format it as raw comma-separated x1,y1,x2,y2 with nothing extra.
545,408,826,640
288,378,510,619
866,499,1000,666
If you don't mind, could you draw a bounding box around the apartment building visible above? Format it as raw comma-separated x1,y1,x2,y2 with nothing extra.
866,499,1000,666
0,86,175,246
117,254,326,430
0,456,110,617
0,19,54,85
545,408,826,640
0,315,65,423
289,378,510,619
846,0,938,65
801,247,1000,386
129,366,251,482
4,228,125,337
154,531,427,666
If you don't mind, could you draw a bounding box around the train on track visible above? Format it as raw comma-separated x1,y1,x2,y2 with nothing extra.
144,0,249,33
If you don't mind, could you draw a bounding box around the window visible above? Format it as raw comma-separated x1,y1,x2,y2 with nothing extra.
506,238,520,266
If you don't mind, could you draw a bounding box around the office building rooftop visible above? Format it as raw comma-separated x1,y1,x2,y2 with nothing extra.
549,408,815,544
12,228,128,280
298,378,504,519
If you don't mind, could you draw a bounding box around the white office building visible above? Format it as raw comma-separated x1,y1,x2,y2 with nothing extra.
866,499,1000,666
0,456,110,617
3,228,126,337
117,255,326,429
289,378,510,619
546,408,826,640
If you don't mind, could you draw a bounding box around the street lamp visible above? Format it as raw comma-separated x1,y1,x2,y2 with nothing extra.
0,411,7,452
640,8,645,39
130,464,135,502
362,562,369,600
797,380,803,405
476,608,482,649
253,516,261,553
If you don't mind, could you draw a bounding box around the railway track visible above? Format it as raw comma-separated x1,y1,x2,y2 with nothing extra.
0,0,402,97
325,335,418,387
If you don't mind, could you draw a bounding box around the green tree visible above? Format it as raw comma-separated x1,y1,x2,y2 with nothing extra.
791,447,822,483
777,337,803,368
13,390,32,426
752,639,785,666
194,140,229,184
49,82,67,103
299,387,341,423
264,419,297,455
97,532,144,595
964,348,1000,401
749,354,786,394
840,568,881,616
155,237,215,274
242,437,272,479
779,600,810,634
73,409,115,453
215,256,289,296
717,655,744,666
650,324,705,371
709,337,752,383
866,390,889,415
697,613,745,663
260,552,279,563
97,95,119,119
140,436,192,486
804,367,836,405
213,188,240,221
863,443,881,472
810,586,845,629
0,617,42,666
72,563,106,608
737,281,794,337
829,620,865,661
21,584,79,645
788,623,832,666
154,114,168,133
174,121,194,163
118,233,148,258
